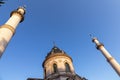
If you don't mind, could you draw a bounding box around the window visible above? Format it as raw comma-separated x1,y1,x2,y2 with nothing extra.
53,63,58,73
65,63,71,72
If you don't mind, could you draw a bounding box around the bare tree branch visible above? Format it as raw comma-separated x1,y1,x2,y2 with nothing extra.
0,0,5,6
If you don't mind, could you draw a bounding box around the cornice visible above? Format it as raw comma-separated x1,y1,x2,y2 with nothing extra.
42,53,72,67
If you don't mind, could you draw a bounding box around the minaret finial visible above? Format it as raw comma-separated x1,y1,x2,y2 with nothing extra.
23,5,26,8
89,34,98,43
89,33,94,39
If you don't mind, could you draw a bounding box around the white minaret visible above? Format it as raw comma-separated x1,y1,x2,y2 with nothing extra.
0,6,26,58
92,37,120,76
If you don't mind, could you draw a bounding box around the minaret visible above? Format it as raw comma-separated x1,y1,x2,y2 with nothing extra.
92,37,120,76
0,6,26,57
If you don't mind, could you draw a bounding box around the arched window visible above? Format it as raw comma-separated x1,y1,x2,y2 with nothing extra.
53,63,58,73
65,62,71,72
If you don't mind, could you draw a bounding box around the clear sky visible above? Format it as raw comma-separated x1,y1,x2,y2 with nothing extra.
0,0,120,80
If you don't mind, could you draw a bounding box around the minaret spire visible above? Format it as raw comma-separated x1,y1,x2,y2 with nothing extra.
92,37,120,76
0,6,26,58
89,33,94,39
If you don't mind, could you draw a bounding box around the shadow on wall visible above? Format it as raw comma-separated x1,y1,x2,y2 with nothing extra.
0,37,8,57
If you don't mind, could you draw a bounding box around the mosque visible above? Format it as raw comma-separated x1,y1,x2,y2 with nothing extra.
27,46,87,80
0,5,120,80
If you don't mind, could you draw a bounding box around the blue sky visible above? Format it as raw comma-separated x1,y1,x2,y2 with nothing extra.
0,0,120,80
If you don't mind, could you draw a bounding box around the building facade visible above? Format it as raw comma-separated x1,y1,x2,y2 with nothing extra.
27,46,87,80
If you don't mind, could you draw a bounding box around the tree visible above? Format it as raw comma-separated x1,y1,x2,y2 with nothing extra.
0,0,5,6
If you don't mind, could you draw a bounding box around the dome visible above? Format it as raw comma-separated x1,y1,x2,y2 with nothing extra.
46,46,65,57
42,46,72,67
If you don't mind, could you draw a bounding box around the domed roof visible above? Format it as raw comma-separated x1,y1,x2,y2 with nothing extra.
46,46,65,57
42,46,72,67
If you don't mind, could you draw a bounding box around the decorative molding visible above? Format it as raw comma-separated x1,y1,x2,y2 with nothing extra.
10,10,24,22
1,24,15,34
58,60,62,63
43,53,72,67
96,43,104,50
